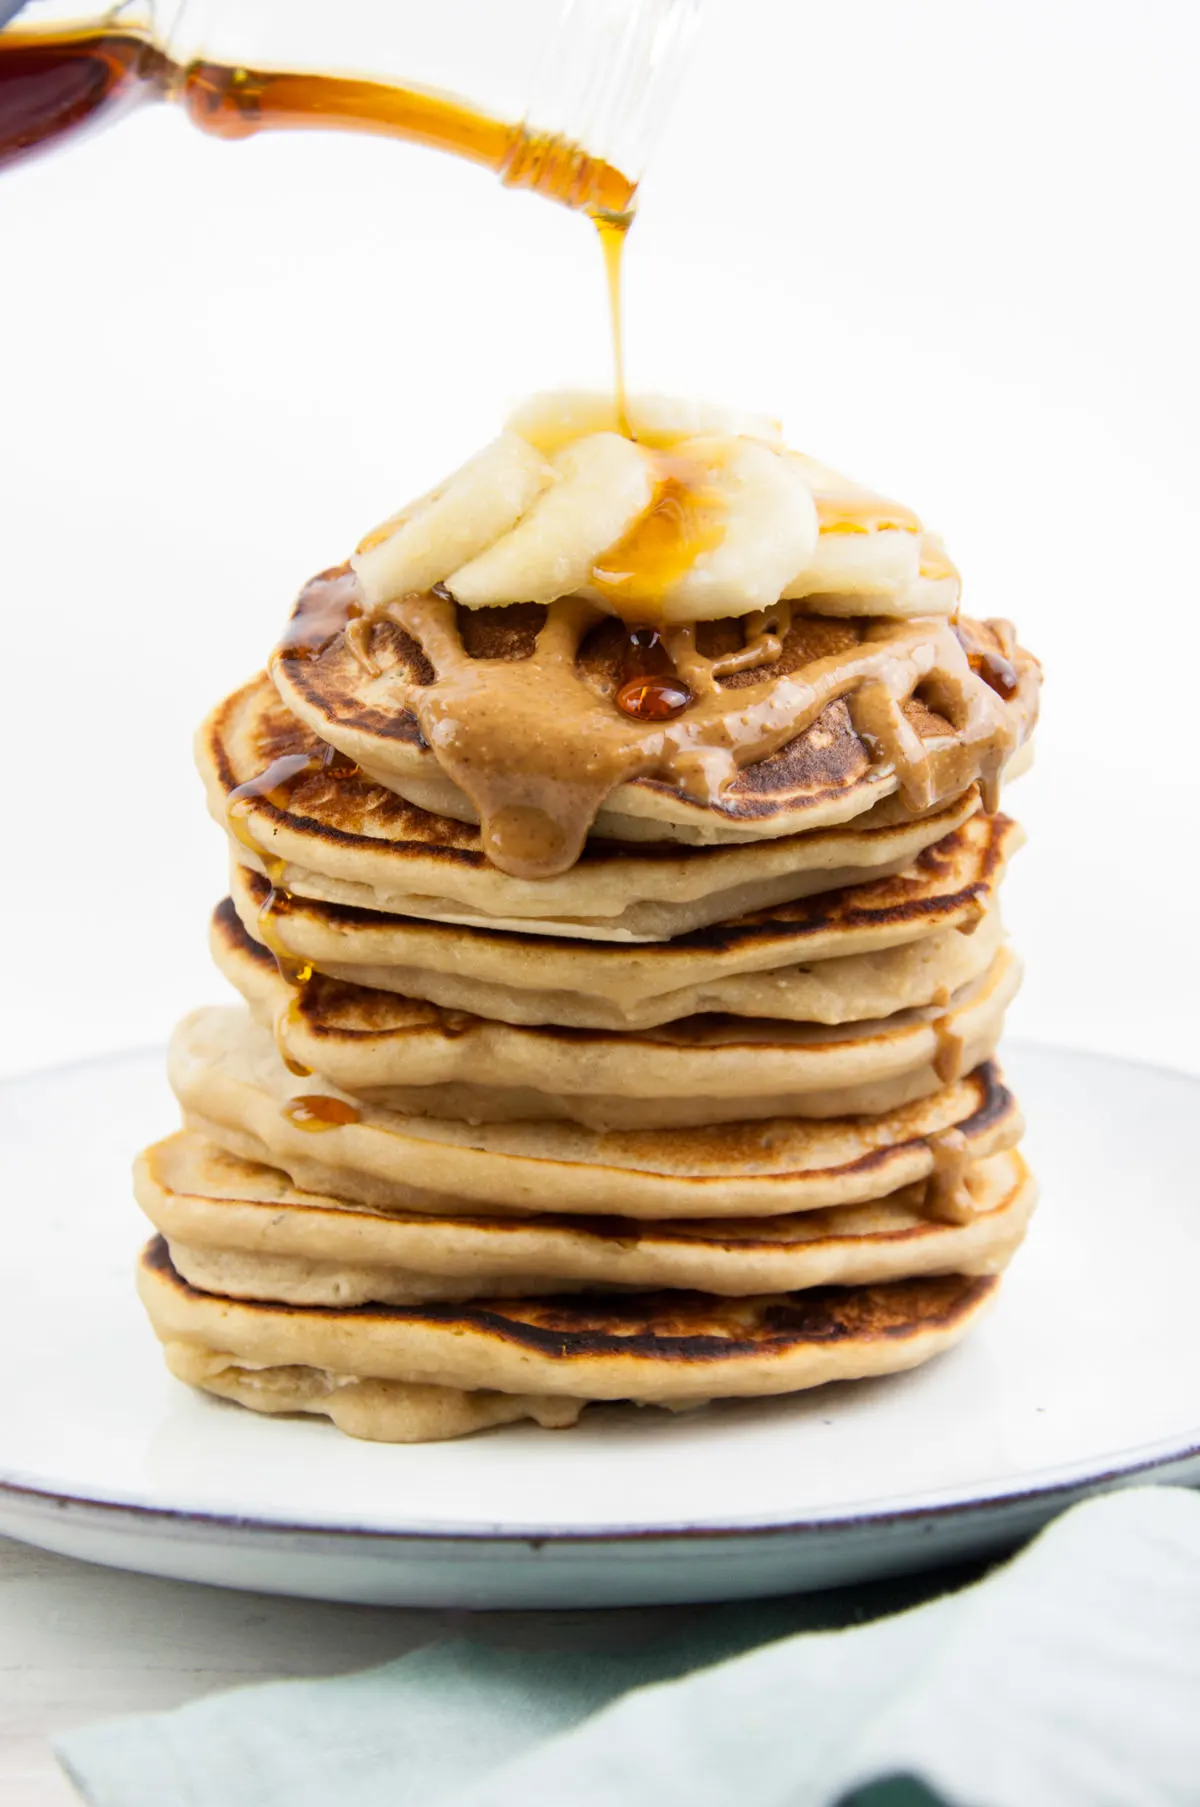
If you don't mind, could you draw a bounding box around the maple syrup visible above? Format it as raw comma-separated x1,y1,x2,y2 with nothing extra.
0,24,637,402
616,673,693,721
284,1094,362,1132
592,450,726,614
0,25,164,166
225,741,358,1073
612,624,691,720
953,625,1018,700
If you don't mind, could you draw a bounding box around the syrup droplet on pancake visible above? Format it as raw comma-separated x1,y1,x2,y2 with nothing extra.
616,674,693,720
616,625,693,718
274,994,313,1077
273,569,362,661
973,648,1018,699
226,740,358,1074
284,1094,361,1132
621,625,672,679
953,625,1019,700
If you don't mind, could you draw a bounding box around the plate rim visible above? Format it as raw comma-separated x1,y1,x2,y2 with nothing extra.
3,1435,1199,1550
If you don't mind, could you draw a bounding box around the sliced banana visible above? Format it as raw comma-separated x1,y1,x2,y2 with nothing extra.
785,527,922,600
351,433,555,607
585,435,818,622
447,433,655,608
349,401,960,622
782,452,958,617
507,391,784,454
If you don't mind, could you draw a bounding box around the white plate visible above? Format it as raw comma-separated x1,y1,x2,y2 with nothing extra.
0,1042,1197,1608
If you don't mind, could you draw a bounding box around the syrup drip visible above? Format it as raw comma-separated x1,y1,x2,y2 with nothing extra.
274,570,363,661
594,210,634,437
615,626,693,719
591,449,727,614
917,539,959,585
226,741,358,1077
924,1127,976,1224
284,1094,362,1133
814,495,921,535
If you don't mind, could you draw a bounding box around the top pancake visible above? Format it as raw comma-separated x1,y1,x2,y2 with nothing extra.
270,568,1042,848
198,674,988,941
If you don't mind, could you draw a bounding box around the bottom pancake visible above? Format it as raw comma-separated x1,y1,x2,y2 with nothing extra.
139,1237,1003,1441
162,1341,585,1441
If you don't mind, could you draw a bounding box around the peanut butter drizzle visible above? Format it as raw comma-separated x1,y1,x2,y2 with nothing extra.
931,1014,966,1085
924,1127,976,1224
382,591,1021,879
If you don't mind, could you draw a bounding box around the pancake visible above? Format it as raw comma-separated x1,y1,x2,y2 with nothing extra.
198,673,993,940
168,1007,1022,1220
270,568,1041,848
137,1133,1036,1306
212,907,1020,1127
223,808,1022,1029
139,1237,1004,1433
161,1337,585,1439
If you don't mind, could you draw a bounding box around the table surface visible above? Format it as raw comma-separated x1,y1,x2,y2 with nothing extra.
3,1530,796,1806
1,1527,981,1806
0,1532,468,1806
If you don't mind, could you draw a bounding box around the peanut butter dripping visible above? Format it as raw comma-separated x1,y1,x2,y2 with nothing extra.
384,593,1020,880
925,1128,976,1223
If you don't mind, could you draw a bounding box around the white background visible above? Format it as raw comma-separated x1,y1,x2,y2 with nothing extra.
1,0,1197,1081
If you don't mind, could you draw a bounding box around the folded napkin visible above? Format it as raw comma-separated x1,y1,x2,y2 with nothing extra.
58,1486,1200,1807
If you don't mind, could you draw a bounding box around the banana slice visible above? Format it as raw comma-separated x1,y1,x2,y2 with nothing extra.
447,433,655,608
508,391,784,454
351,433,555,607
785,527,922,600
585,435,818,622
782,451,958,617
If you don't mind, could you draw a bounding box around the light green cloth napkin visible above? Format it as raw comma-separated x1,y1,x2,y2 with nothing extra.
57,1486,1200,1807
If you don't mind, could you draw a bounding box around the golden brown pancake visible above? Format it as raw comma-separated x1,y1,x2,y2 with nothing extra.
139,1235,1004,1432
137,1132,1036,1306
222,807,1021,1029
211,905,1021,1128
168,1006,1022,1220
198,672,991,940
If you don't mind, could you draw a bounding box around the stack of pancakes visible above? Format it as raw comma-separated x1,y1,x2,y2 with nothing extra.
135,440,1042,1444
